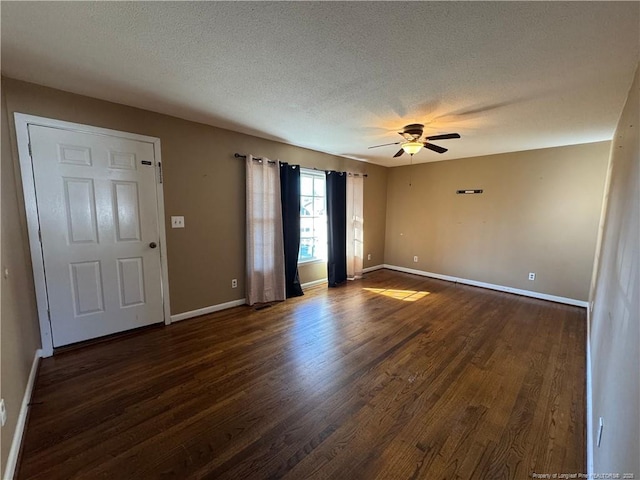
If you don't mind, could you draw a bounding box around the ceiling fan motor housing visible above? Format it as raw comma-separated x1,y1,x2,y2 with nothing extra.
402,124,425,140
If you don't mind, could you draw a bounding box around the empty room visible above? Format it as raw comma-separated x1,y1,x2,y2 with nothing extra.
1,2,638,479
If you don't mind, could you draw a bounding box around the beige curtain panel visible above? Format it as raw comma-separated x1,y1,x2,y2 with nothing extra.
245,156,286,305
347,174,364,280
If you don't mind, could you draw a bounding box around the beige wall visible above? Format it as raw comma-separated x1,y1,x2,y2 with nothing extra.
1,84,42,475
384,142,610,301
1,77,388,317
589,67,638,475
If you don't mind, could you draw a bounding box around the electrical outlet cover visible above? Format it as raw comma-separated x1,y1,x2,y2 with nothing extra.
171,216,185,228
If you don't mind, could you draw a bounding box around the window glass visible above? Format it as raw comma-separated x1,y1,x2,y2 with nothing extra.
301,176,313,196
299,169,327,263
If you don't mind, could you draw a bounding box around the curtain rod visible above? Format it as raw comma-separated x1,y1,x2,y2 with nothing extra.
234,153,276,164
234,153,368,177
325,170,368,178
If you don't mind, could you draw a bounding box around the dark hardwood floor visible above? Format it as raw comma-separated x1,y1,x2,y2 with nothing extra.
17,269,586,479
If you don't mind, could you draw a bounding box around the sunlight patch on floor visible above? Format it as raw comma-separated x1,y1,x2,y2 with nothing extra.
363,288,431,302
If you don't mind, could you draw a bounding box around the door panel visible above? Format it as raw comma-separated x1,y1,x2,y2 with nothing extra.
58,143,92,166
113,181,141,241
70,260,105,315
63,177,99,243
117,257,146,307
29,125,163,347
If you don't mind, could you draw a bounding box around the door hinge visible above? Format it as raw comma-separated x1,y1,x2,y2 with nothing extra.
158,162,163,184
28,142,33,156
38,228,42,243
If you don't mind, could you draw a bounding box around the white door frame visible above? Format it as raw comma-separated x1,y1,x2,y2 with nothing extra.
14,113,172,357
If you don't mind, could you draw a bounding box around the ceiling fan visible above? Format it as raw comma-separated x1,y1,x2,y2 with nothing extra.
368,124,461,157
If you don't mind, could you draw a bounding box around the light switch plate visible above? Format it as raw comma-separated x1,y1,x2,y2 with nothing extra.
171,216,185,228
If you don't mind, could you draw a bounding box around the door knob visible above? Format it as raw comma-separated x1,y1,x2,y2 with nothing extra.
149,242,157,249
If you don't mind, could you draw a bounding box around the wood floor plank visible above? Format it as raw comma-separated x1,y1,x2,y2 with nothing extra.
17,270,587,479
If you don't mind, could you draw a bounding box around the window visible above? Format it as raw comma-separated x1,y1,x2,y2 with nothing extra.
299,169,327,263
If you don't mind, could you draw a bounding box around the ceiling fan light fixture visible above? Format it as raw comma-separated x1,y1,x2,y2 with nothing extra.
402,141,423,155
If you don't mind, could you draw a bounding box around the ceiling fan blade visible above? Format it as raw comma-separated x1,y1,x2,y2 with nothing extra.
425,133,461,141
368,141,402,149
424,142,448,154
393,148,405,158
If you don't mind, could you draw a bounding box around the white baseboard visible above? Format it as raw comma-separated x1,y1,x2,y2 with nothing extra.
586,304,594,476
381,264,589,308
301,278,327,289
363,264,384,274
4,349,42,480
170,299,246,323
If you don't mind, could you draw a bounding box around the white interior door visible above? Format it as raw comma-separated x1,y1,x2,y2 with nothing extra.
29,125,164,347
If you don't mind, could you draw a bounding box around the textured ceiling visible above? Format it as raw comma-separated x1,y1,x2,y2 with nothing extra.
1,2,638,166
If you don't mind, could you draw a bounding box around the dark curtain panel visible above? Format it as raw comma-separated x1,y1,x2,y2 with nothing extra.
279,163,304,298
326,171,347,287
